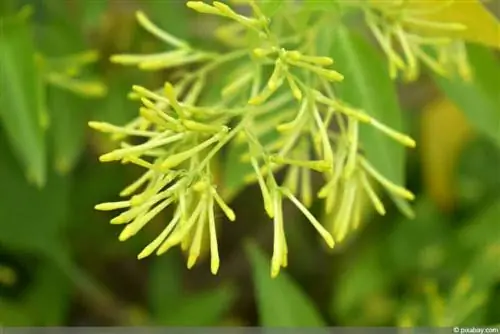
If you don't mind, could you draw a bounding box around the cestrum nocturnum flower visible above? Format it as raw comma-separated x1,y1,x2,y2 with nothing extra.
90,0,427,278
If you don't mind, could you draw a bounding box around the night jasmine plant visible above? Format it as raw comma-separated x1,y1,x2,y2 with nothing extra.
90,0,472,277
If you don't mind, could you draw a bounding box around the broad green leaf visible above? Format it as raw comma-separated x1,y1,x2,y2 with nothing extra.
0,0,16,16
303,0,339,12
387,198,450,274
159,285,237,326
259,0,284,17
0,301,32,325
94,72,139,126
149,252,184,319
370,0,500,49
330,242,392,325
329,27,406,186
79,0,108,31
23,260,70,325
245,242,326,327
457,137,500,209
434,44,500,147
144,0,190,40
0,13,47,187
48,87,88,174
0,131,70,254
458,197,500,251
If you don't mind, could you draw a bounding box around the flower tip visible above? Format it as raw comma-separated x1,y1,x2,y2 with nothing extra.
88,121,101,130
94,203,105,211
187,254,198,269
211,258,220,275
406,191,416,201
248,96,263,106
292,88,302,101
99,153,115,162
109,55,126,64
110,216,126,224
135,10,147,22
157,241,174,255
270,265,280,279
137,249,152,260
325,235,335,249
404,137,416,148
227,210,236,222
186,1,201,8
95,202,129,211
118,228,133,242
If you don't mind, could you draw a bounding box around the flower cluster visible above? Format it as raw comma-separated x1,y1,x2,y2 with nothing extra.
91,1,416,277
364,0,472,81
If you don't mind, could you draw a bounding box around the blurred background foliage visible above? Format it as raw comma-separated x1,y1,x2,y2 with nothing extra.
0,0,500,327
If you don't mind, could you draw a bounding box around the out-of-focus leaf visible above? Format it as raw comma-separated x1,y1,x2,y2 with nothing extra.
0,13,47,187
330,242,392,325
159,284,236,326
420,97,474,211
79,0,107,31
23,260,70,325
0,132,70,254
329,27,409,211
149,252,183,318
387,198,450,274
90,72,139,154
304,0,339,11
456,137,500,208
95,73,138,126
0,0,16,16
259,0,284,17
0,301,32,325
246,242,326,327
48,87,88,174
434,44,500,147
370,0,500,49
458,198,500,251
143,0,190,40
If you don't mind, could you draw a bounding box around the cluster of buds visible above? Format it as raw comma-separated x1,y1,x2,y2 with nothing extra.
364,0,472,81
91,1,416,277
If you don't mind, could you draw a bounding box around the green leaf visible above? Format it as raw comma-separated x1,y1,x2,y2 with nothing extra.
328,26,410,218
329,242,391,325
245,242,326,327
0,301,32,326
0,0,16,16
94,72,139,126
303,0,339,12
387,198,450,274
329,27,406,186
23,260,70,325
458,197,500,251
143,0,190,41
48,87,88,174
259,0,284,17
434,44,500,147
0,131,70,254
0,13,47,187
159,284,237,326
149,252,184,319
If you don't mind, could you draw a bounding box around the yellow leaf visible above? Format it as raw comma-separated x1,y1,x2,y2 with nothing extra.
420,97,474,211
370,0,500,49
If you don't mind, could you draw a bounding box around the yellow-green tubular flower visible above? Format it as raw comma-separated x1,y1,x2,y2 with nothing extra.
365,1,471,81
91,1,419,277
